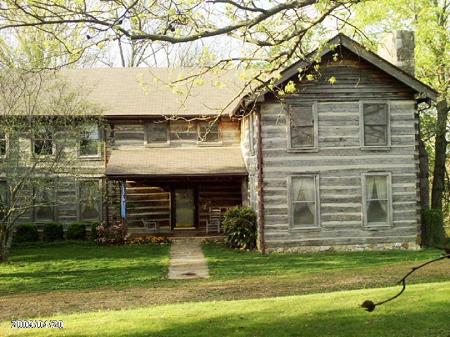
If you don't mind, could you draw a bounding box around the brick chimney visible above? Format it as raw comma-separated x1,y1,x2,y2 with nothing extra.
377,30,415,76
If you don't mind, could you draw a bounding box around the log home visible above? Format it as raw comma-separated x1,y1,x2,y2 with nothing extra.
3,32,438,251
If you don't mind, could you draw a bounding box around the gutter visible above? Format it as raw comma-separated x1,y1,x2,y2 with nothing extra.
256,106,266,254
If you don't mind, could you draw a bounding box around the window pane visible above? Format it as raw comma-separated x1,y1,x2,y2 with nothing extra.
290,105,314,126
80,181,100,220
292,177,315,201
293,202,315,227
291,176,317,228
80,140,99,156
364,104,387,124
114,132,145,142
34,140,53,155
366,176,388,200
367,200,388,223
291,126,314,147
147,121,168,143
35,188,54,221
364,125,387,146
289,104,315,148
170,121,197,141
0,132,5,156
198,122,219,142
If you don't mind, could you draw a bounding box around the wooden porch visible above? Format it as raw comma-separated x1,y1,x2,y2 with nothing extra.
105,175,245,236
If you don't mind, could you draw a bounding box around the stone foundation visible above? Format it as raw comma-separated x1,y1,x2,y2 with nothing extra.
265,241,420,253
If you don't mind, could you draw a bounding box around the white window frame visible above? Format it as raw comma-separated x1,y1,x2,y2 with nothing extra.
361,172,393,228
77,178,103,222
144,120,170,147
359,101,391,150
288,174,320,230
287,101,318,152
78,124,102,159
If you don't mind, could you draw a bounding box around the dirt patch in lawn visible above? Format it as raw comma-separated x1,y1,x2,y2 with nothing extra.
1,260,449,321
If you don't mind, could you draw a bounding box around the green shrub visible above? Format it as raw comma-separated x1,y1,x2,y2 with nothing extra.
14,224,39,243
88,222,101,240
42,222,64,242
66,223,87,240
222,207,257,250
422,209,448,248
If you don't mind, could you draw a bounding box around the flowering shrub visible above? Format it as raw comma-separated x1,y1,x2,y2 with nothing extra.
127,235,171,245
95,222,129,245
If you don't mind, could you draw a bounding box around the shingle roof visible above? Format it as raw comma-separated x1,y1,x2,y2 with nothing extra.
60,67,245,117
106,147,247,176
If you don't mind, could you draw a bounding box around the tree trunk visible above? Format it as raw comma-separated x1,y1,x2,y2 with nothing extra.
0,224,13,263
419,138,430,210
431,99,449,210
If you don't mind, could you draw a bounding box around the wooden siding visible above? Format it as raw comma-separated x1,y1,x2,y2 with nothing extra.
125,181,171,228
259,48,420,250
110,117,240,149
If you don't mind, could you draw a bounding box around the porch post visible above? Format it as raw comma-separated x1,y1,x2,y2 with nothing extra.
120,180,127,224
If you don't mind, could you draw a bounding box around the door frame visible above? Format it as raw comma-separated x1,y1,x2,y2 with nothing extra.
170,185,199,229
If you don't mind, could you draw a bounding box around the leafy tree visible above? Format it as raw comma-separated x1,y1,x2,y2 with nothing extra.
351,0,450,221
0,71,101,262
0,1,361,88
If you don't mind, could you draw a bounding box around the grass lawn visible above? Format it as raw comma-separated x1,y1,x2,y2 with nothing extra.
1,242,448,322
202,243,444,279
0,241,170,295
1,281,449,337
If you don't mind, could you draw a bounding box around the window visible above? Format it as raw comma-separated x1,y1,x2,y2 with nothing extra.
80,124,101,157
33,185,55,222
289,175,319,229
170,121,197,141
362,173,392,227
0,132,6,156
198,121,220,143
0,181,7,219
361,103,390,147
288,102,317,150
146,121,168,143
79,180,101,221
33,128,54,156
113,124,145,145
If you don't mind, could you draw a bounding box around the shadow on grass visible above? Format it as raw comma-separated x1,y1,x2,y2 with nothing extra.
0,242,170,295
25,296,450,337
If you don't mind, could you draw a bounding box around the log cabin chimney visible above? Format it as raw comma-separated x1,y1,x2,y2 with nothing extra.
378,30,415,76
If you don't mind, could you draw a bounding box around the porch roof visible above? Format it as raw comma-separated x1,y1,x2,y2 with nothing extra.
106,147,247,177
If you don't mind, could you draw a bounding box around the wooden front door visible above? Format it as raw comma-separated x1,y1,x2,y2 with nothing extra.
174,188,195,228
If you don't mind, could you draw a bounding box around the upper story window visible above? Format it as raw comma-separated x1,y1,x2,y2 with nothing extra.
288,102,318,151
0,132,6,156
289,175,319,229
33,128,54,156
362,173,392,227
170,121,197,141
80,124,101,157
198,121,220,143
146,121,168,144
361,102,390,148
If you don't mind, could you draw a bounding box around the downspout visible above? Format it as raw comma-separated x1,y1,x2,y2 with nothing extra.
256,107,266,254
